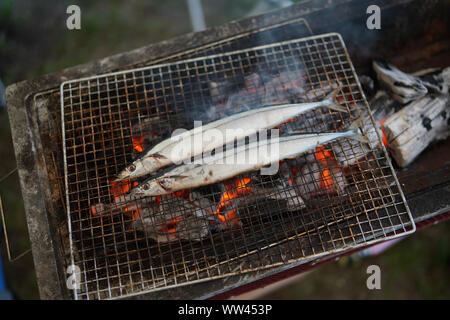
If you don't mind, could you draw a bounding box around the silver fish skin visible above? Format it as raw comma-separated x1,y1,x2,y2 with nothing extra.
115,88,346,181
372,60,428,104
130,127,365,197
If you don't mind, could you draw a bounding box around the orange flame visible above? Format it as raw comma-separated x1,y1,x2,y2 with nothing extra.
217,209,240,227
110,179,139,197
91,179,140,217
315,146,336,191
319,168,334,190
112,179,140,218
133,136,145,153
216,177,251,213
159,218,181,234
211,177,251,227
151,192,190,235
172,189,191,200
379,119,390,148
315,146,333,166
276,78,304,91
289,167,300,186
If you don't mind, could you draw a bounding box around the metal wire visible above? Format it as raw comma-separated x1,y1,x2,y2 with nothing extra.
0,195,32,262
60,33,414,300
33,17,318,300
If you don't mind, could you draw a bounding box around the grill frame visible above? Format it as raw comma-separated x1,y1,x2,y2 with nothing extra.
32,17,316,294
60,32,415,300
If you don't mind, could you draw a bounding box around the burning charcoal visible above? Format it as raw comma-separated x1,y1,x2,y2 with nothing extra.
207,79,237,105
293,161,346,202
189,191,217,214
373,60,428,103
294,145,348,201
261,70,306,104
207,81,222,103
242,164,306,211
382,94,450,167
301,81,343,102
240,178,306,213
294,162,321,201
369,91,400,118
207,73,267,113
225,73,267,111
91,195,158,219
263,184,305,212
414,66,450,95
211,177,252,228
332,135,371,167
358,75,376,99
131,117,171,155
90,202,107,216
331,107,381,167
133,196,217,243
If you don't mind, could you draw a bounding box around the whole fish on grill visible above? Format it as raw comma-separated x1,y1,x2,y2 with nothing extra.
373,60,428,103
115,88,347,181
129,122,367,197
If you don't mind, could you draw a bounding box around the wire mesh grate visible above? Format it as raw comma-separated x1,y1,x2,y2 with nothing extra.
61,33,414,300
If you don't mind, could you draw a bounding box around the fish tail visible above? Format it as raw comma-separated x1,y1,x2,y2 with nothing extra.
345,119,370,143
321,86,348,113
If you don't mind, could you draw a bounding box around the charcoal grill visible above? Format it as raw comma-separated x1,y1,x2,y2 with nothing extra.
60,33,414,299
6,0,449,300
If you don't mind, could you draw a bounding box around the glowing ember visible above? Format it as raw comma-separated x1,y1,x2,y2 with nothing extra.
172,189,191,200
216,209,240,227
206,177,252,227
133,136,145,153
289,167,300,186
315,146,337,191
110,179,139,201
319,168,334,190
275,78,304,91
315,146,333,166
379,119,390,148
103,179,139,218
216,177,251,213
159,218,181,234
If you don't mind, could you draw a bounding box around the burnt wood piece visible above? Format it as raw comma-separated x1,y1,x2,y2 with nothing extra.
383,95,450,167
5,0,450,299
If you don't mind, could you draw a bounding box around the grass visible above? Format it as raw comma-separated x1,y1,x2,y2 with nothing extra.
262,222,450,300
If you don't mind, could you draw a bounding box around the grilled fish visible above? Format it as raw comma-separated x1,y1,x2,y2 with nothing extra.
115,88,346,181
129,124,366,197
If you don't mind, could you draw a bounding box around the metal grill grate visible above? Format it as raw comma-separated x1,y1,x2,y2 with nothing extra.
61,33,415,300
32,17,315,284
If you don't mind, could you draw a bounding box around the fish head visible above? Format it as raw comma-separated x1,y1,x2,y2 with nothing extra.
115,157,160,181
115,163,142,181
129,179,167,197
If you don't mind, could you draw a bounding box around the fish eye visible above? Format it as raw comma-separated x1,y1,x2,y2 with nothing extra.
129,164,136,172
142,184,149,190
